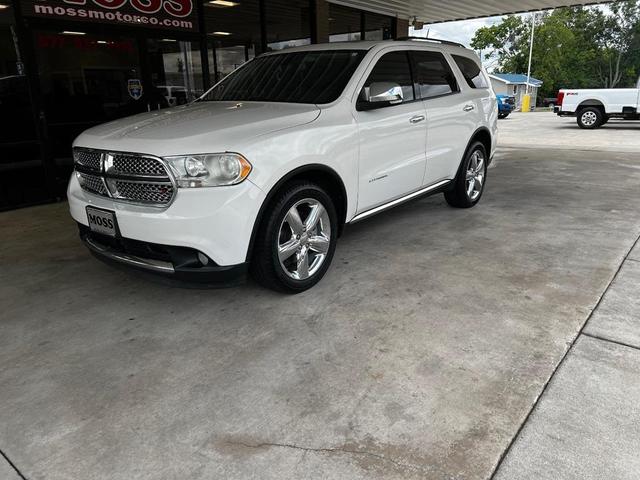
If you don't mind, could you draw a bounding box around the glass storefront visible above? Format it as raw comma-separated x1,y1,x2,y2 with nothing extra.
266,0,311,51
1,0,398,209
329,3,362,42
1,4,47,209
147,38,204,106
329,4,394,43
35,31,142,161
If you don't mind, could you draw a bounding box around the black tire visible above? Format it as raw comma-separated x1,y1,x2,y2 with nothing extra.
250,181,338,293
602,115,610,125
577,107,604,129
444,141,488,209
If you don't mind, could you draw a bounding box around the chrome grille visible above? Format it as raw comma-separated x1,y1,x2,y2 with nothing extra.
111,180,175,204
73,148,175,206
74,149,102,171
111,154,167,176
77,172,108,195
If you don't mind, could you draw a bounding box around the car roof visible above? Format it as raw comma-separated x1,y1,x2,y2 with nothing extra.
262,39,472,56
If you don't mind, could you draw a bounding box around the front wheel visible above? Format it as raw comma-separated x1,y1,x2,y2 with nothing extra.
251,181,338,293
577,107,604,129
445,142,488,208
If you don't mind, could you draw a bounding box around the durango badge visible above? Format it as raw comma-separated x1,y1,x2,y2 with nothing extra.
127,79,143,100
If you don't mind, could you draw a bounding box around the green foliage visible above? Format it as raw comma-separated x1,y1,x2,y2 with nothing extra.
471,1,640,99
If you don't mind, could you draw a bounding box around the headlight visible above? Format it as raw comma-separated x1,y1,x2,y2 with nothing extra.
164,153,252,188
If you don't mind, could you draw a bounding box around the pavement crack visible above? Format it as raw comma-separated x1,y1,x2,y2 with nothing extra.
0,448,28,480
581,332,640,352
225,440,431,475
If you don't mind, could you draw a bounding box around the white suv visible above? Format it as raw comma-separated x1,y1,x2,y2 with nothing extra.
68,39,498,292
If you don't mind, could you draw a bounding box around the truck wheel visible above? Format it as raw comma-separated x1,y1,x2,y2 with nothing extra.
445,141,487,208
577,107,604,129
251,181,338,293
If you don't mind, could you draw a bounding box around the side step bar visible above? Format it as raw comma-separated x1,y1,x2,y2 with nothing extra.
349,179,451,223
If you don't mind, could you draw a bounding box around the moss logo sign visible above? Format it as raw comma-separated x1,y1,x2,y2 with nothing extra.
26,0,197,31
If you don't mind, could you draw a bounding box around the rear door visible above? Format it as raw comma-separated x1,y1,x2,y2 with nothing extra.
353,50,427,213
412,50,482,185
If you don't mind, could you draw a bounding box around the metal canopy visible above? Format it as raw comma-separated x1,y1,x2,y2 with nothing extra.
329,0,613,23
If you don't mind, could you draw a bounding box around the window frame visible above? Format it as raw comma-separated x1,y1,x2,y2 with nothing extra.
409,49,461,101
355,49,420,111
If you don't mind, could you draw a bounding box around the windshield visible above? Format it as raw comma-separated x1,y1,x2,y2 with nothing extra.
202,50,366,104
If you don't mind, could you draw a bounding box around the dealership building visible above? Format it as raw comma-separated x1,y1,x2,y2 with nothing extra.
0,0,606,210
1,0,409,210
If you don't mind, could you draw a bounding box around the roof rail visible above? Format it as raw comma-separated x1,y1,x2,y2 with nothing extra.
395,36,465,48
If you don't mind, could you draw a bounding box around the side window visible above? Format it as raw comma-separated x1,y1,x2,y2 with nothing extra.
412,51,458,99
452,54,488,89
360,51,415,105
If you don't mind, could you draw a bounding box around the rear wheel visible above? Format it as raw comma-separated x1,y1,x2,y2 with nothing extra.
577,107,604,129
251,181,337,293
445,141,487,208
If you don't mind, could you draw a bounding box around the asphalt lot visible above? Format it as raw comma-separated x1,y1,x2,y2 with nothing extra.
1,111,639,479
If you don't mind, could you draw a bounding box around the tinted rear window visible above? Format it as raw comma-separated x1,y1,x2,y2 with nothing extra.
202,50,366,104
452,55,488,89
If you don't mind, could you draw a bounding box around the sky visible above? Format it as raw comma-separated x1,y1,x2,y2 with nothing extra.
408,2,613,71
409,16,508,49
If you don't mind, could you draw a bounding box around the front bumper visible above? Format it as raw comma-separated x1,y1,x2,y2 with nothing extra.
79,225,248,284
68,173,266,274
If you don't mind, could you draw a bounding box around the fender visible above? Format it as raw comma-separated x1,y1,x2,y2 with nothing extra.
244,163,348,263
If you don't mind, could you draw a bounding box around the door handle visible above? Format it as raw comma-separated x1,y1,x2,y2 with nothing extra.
463,104,475,112
410,115,426,124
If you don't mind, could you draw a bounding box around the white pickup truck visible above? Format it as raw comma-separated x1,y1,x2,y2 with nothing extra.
554,77,640,129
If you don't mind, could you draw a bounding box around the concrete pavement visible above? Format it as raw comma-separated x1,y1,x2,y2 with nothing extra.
1,114,640,479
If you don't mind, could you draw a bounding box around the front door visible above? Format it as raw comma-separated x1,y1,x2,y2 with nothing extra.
353,50,427,213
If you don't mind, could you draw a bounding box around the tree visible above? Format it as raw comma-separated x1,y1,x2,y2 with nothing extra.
470,1,640,99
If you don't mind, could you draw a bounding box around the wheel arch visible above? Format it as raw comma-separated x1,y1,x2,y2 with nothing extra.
245,164,348,263
448,127,492,191
577,99,606,113
467,127,493,161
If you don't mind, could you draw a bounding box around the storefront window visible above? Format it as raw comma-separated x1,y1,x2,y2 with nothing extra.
329,4,361,42
210,44,252,84
147,39,203,106
0,5,46,209
35,30,142,162
265,0,311,51
364,12,393,40
205,0,260,84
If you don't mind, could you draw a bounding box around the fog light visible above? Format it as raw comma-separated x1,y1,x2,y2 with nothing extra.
197,252,209,265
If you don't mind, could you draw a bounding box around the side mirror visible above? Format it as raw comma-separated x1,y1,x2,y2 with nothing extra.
358,82,403,110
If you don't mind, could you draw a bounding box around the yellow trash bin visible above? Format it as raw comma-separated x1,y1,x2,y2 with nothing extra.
521,94,531,112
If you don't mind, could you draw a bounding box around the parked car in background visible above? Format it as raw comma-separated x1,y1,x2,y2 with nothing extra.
555,77,640,129
497,94,515,118
541,96,557,108
68,39,497,292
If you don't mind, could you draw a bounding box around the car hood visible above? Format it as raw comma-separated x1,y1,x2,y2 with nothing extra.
73,101,321,156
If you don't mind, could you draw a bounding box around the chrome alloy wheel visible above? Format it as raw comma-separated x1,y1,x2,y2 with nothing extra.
465,150,485,201
581,110,598,127
278,198,331,280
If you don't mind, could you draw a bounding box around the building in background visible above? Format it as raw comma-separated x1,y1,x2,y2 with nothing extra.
489,73,543,111
0,0,406,210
